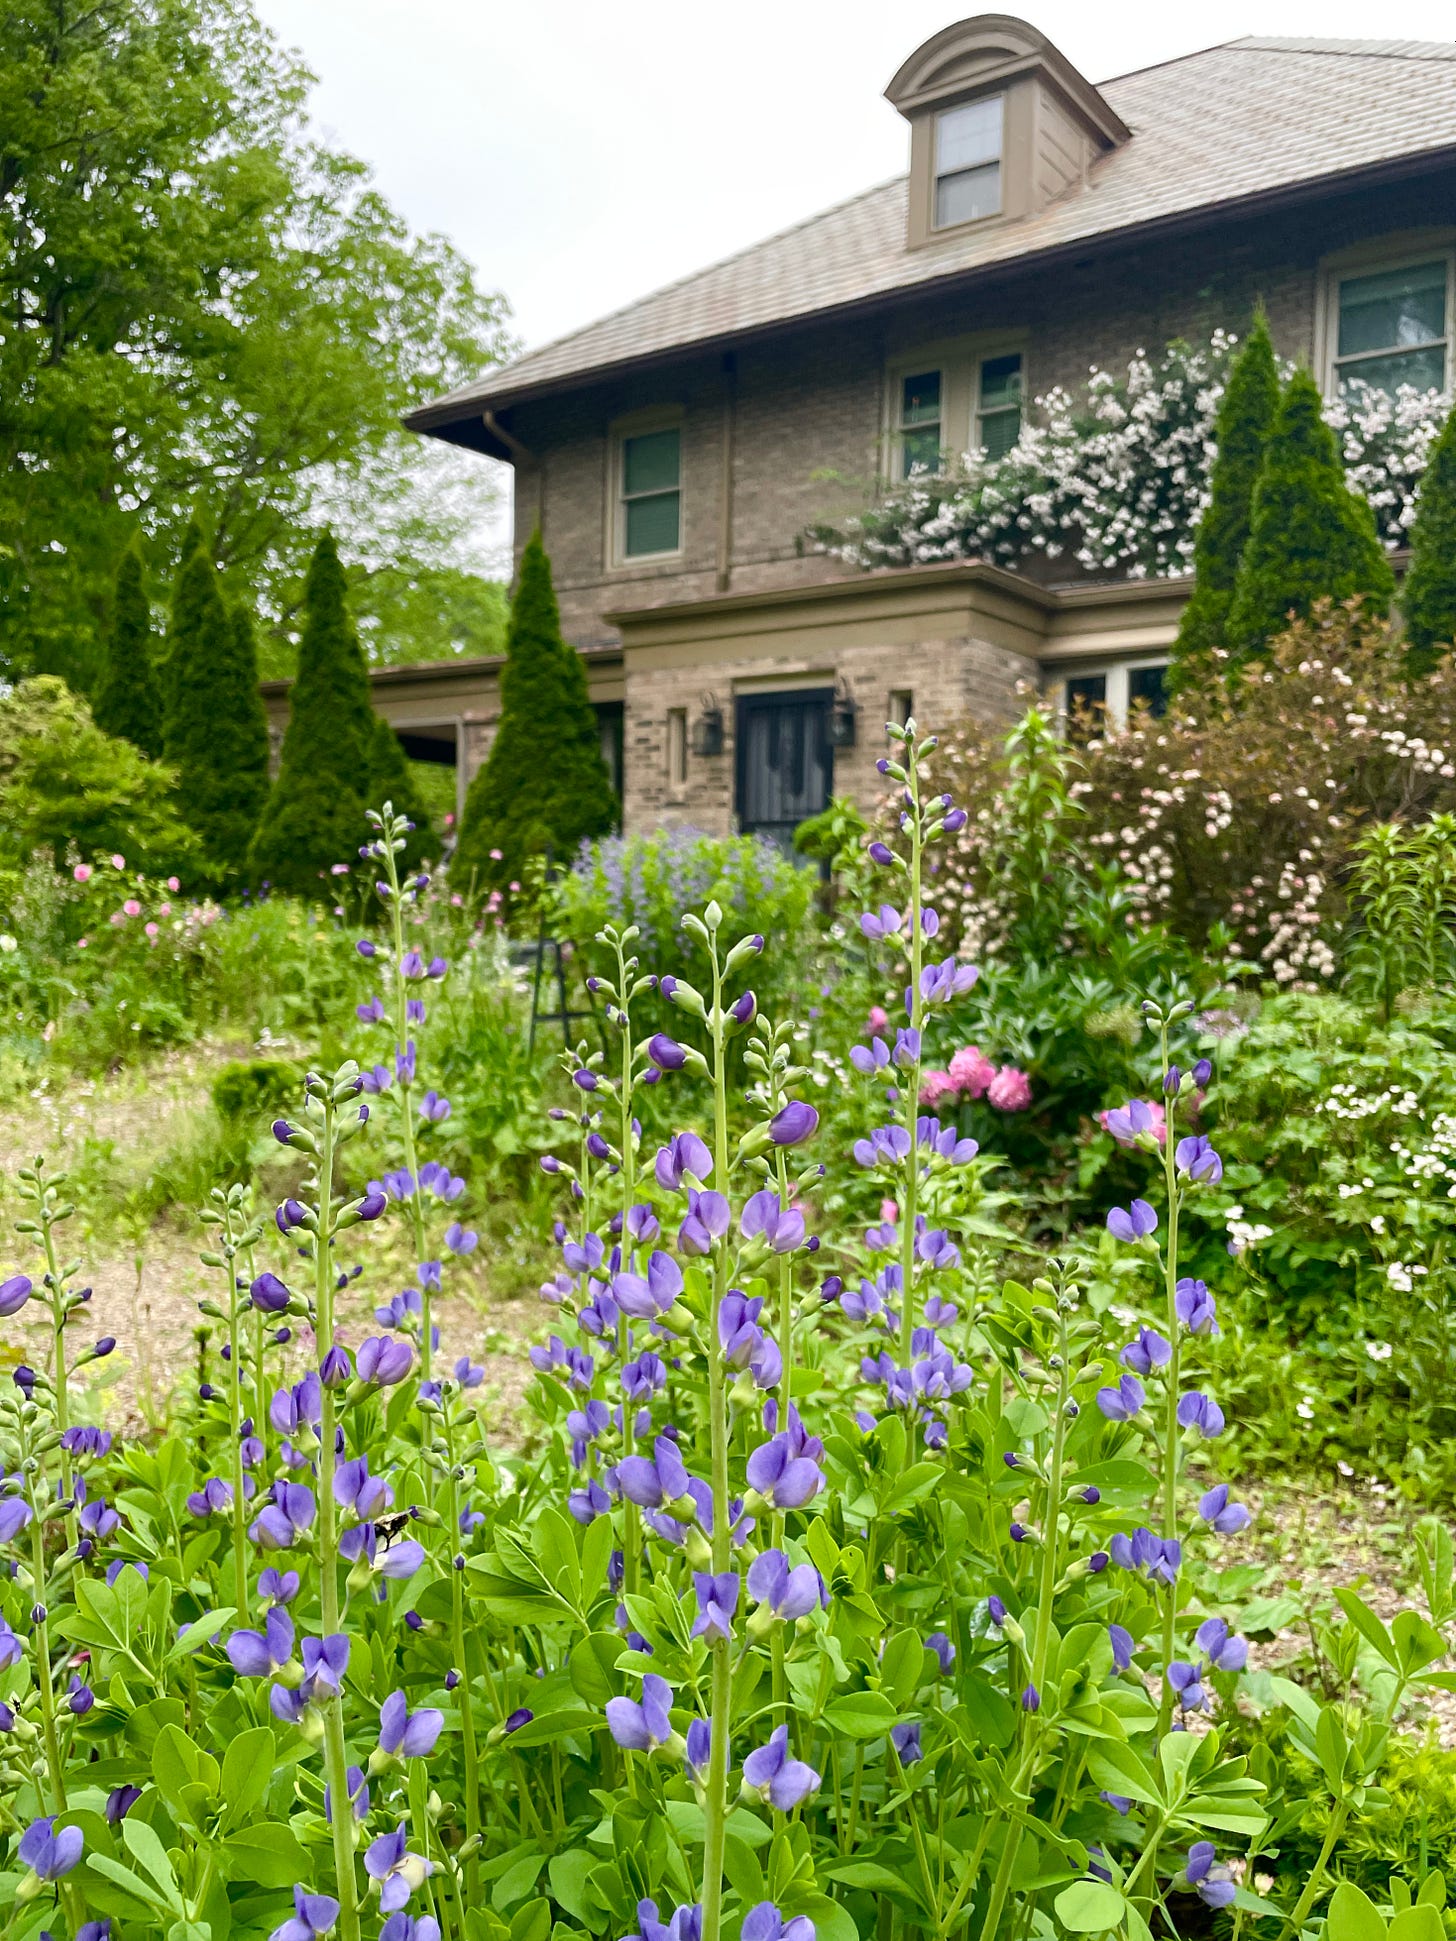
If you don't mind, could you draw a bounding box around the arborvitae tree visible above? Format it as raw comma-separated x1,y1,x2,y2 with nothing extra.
363,711,433,870
249,532,375,896
1402,397,1456,678
1227,368,1395,664
1169,314,1280,691
454,532,617,899
93,544,164,758
163,554,270,882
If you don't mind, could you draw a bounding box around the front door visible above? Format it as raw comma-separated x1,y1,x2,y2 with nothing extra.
735,690,834,851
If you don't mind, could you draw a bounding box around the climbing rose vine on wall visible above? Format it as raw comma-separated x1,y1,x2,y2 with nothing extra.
808,332,1450,580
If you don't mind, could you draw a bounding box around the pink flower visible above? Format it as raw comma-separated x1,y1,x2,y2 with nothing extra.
867,1005,889,1032
489,849,503,861
919,1070,957,1108
879,1199,899,1223
158,902,171,917
444,813,455,828
123,899,141,917
108,912,124,926
948,1045,995,1099
77,937,89,949
166,877,179,892
987,1067,1033,1112
450,894,462,907
144,922,159,938
331,863,349,876
109,853,125,870
72,864,92,884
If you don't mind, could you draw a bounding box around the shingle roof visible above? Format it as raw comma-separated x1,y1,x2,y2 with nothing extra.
409,36,1456,434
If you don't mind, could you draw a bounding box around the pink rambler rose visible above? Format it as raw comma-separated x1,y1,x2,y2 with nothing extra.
919,1070,957,1108
987,1066,1033,1112
166,877,180,892
948,1045,996,1098
123,899,141,917
72,864,92,884
109,854,125,870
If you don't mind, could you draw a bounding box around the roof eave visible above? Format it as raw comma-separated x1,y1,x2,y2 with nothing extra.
405,140,1456,453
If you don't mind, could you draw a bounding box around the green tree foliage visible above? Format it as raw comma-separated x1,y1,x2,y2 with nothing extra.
93,545,164,758
1227,369,1395,663
0,0,512,684
348,564,509,673
0,677,194,874
454,534,617,900
1170,314,1279,690
163,552,270,882
1402,398,1456,677
249,533,375,896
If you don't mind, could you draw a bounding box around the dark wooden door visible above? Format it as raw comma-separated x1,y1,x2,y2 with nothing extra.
735,690,833,851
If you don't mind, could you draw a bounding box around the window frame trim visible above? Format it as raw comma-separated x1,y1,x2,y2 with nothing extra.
606,406,685,571
1055,656,1169,733
931,93,1006,234
1314,231,1456,403
882,334,1028,482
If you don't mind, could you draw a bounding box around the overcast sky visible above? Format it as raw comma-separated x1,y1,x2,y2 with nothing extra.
253,0,1456,357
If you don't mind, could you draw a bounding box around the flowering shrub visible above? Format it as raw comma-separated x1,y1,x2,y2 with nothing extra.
921,609,1456,992
807,333,1449,578
0,762,1445,1941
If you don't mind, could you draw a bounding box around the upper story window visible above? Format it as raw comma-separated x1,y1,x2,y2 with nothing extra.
1335,257,1450,399
933,95,1003,230
620,425,682,560
890,343,1023,476
899,372,943,476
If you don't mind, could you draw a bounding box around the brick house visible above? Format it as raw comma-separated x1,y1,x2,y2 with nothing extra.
390,15,1456,842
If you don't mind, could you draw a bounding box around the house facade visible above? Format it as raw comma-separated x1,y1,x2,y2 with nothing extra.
398,16,1456,843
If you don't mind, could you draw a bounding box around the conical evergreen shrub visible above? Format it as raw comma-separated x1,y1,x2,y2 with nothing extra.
1170,315,1280,692
94,544,164,759
454,532,616,900
1227,368,1395,663
163,554,270,884
249,532,374,897
1402,397,1456,678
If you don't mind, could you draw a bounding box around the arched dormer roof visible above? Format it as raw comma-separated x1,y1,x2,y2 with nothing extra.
885,14,1130,149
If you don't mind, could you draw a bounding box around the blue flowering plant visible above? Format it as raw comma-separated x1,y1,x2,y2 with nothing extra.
0,772,1443,1941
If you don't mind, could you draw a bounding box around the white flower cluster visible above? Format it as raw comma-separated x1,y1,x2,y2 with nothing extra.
1225,1204,1273,1254
1319,1083,1421,1121
815,336,1450,577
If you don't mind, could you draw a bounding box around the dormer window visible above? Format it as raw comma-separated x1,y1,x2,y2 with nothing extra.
886,16,1129,250
934,95,1003,230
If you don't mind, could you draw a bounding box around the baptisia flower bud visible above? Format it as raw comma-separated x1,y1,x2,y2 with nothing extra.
723,934,765,976
659,975,708,1020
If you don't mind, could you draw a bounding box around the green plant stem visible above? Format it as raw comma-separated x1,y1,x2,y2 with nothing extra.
616,932,642,1600
701,930,733,1941
27,1499,66,1813
382,833,434,1380
38,1198,76,1548
1158,1025,1184,1738
441,1410,481,1901
314,1099,361,1941
1274,1800,1349,1941
898,749,926,1367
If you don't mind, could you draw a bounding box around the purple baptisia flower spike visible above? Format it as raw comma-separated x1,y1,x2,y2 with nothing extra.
376,1689,445,1761
742,1724,820,1810
606,1672,675,1751
269,1884,341,1941
1106,1199,1158,1243
1175,1135,1224,1184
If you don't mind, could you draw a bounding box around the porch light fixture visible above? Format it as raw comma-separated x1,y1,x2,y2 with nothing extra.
691,694,725,758
827,678,858,750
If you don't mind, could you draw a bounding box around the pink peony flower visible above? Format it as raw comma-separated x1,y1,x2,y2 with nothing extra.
72,864,92,884
948,1045,995,1099
919,1070,957,1108
987,1066,1033,1112
109,853,126,870
122,899,141,918
867,1005,889,1032
158,902,171,917
144,922,159,937
166,877,180,892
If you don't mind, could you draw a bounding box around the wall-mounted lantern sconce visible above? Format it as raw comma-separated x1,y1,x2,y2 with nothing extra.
827,677,858,749
691,693,725,758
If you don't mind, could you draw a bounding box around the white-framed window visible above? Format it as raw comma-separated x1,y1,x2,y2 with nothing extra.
1058,660,1168,735
888,341,1025,477
1318,239,1456,403
612,416,683,563
934,95,1003,231
889,688,914,727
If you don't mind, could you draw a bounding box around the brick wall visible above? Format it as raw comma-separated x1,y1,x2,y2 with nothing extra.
623,632,1038,836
